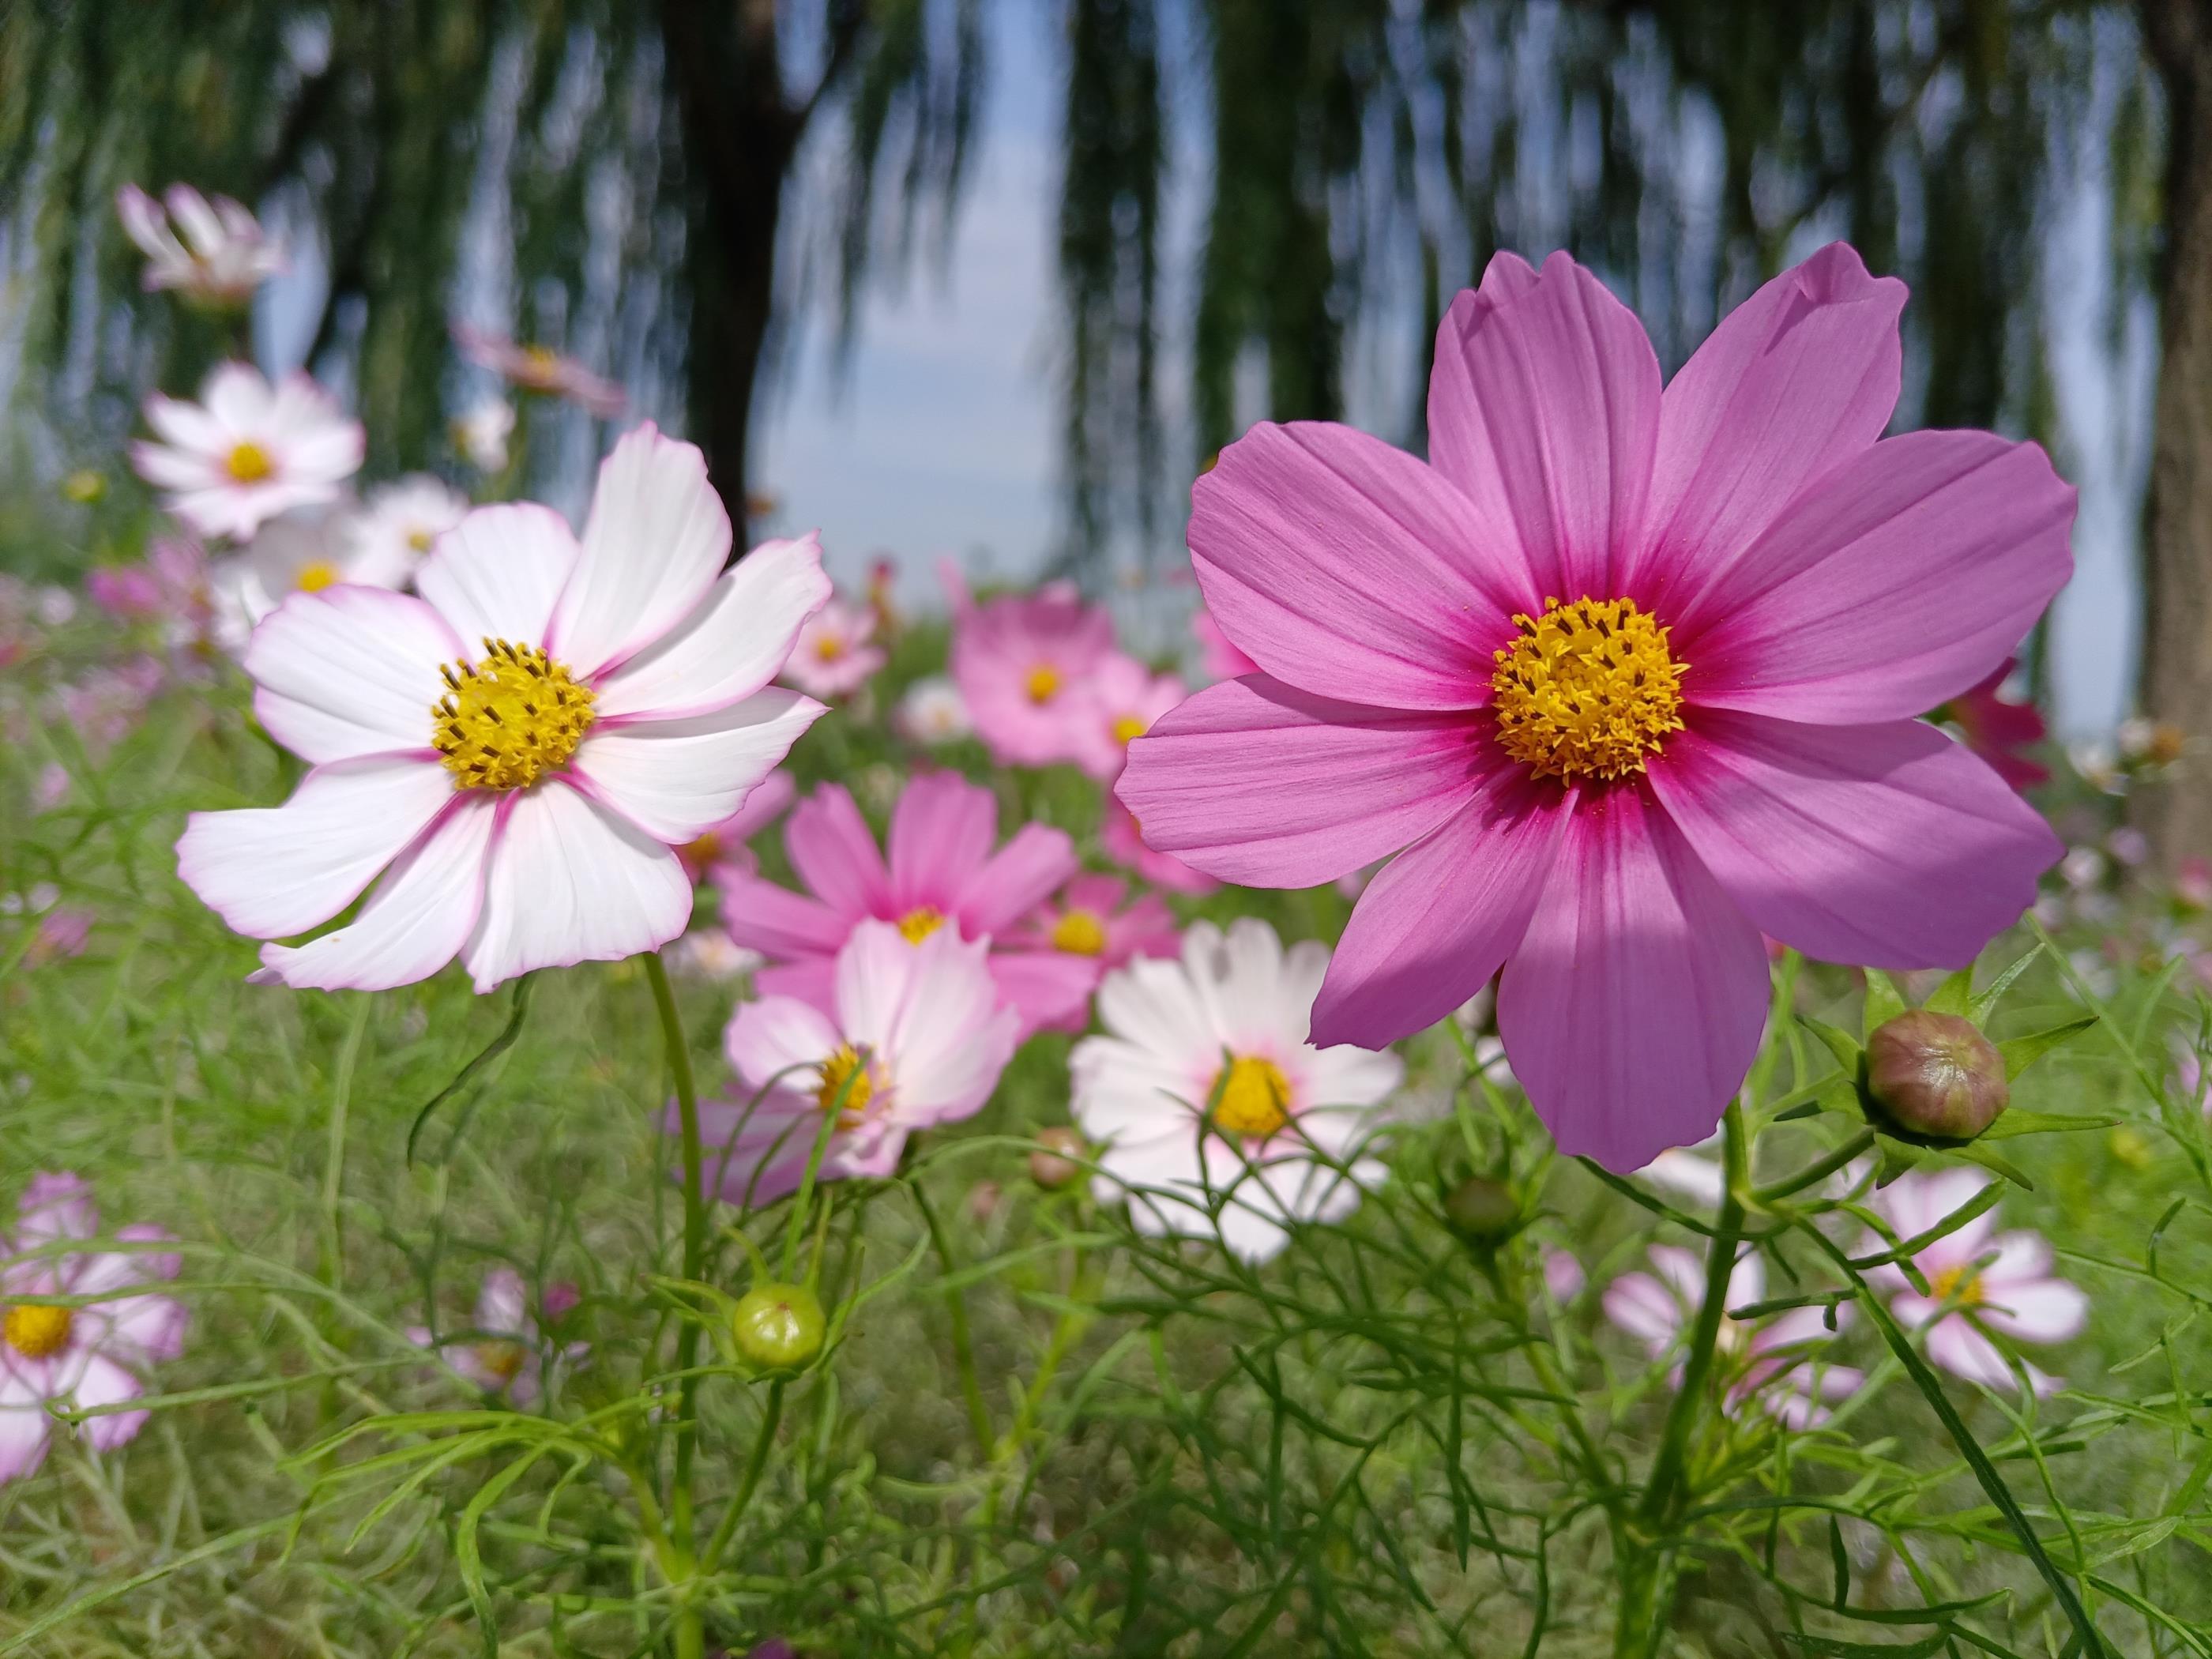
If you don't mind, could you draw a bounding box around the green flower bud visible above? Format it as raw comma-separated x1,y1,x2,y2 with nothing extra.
1443,1175,1519,1243
732,1281,825,1370
1028,1127,1085,1190
1866,1010,2008,1140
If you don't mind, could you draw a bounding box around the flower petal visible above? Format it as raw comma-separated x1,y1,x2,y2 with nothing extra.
955,826,1078,936
1308,768,1573,1048
0,1398,51,1482
1683,431,2076,722
889,772,999,906
460,781,690,991
246,586,460,764
1116,675,1488,887
592,534,830,720
548,425,732,679
1498,788,1769,1170
1189,422,1525,710
571,687,825,844
414,502,579,651
988,949,1101,1034
720,873,852,959
1632,243,1905,599
784,785,890,921
254,793,498,991
726,993,843,1094
176,754,455,940
70,1353,149,1453
1650,712,2060,969
1425,249,1661,601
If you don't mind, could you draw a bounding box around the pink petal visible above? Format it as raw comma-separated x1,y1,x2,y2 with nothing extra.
70,1353,148,1453
572,687,824,844
1424,249,1661,601
989,949,1101,1034
460,781,690,991
1497,788,1770,1171
0,1399,51,1483
176,754,455,940
592,534,830,720
15,1174,96,1245
756,957,839,1014
1681,430,2075,723
956,826,1078,936
724,995,841,1095
1115,675,1487,887
1601,1271,1684,1350
245,585,460,765
889,772,998,906
719,872,852,958
784,785,890,922
1188,422,1522,710
1308,767,1572,1047
882,928,1024,1121
413,502,578,651
1981,1276,2089,1345
254,793,498,991
1650,713,2059,969
1632,243,1905,600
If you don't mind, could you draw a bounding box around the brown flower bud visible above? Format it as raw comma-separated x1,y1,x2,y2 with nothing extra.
1443,1175,1519,1243
1028,1127,1085,1190
1866,1010,2008,1139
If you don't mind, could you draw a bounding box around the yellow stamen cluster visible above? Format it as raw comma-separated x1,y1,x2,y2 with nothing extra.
1929,1266,1984,1307
1490,596,1686,782
295,559,340,593
897,906,946,944
476,1339,528,1382
431,638,597,792
1025,664,1062,704
3,1304,72,1360
224,440,274,483
1211,1055,1292,1141
817,1044,876,1119
814,633,846,662
1111,714,1148,745
408,527,436,553
1051,908,1108,956
520,344,562,388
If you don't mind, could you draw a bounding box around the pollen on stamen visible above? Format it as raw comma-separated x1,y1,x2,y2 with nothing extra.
1488,596,1687,784
430,638,596,792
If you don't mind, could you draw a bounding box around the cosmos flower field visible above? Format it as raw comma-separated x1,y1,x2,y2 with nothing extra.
4,192,2212,1657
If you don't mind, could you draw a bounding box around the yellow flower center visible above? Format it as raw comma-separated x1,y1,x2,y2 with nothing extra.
521,344,561,386
1489,596,1687,783
1211,1055,1292,1140
897,906,946,944
1025,664,1062,704
1111,713,1149,745
295,559,340,593
1051,908,1108,956
3,1303,73,1360
683,831,723,866
224,440,275,483
431,638,597,792
817,1044,876,1119
476,1339,527,1382
814,633,845,662
1929,1265,1984,1308
408,527,435,553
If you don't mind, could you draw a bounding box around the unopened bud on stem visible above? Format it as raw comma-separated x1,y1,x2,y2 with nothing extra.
1443,1175,1519,1243
732,1281,825,1369
1029,1127,1085,1190
1866,1010,2008,1139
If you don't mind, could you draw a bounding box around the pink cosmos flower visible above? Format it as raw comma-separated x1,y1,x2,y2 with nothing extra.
132,364,366,541
720,771,1097,1033
115,183,286,304
949,581,1117,766
53,656,164,759
1101,802,1217,897
1604,1243,1862,1429
1011,872,1180,974
1864,1168,2086,1395
699,922,1021,1206
454,324,626,416
1119,244,2071,1170
1191,602,1258,681
678,768,796,883
1935,659,2049,792
175,427,830,993
780,598,886,698
1,1175,187,1482
407,1267,586,1406
1068,654,1188,782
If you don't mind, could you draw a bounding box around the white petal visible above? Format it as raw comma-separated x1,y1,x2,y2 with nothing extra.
724,995,844,1093
245,586,460,763
570,688,824,843
70,1353,149,1453
0,1398,51,1482
201,362,277,428
549,426,732,679
416,502,580,650
460,781,690,991
176,754,454,939
591,534,831,720
833,920,927,1054
882,929,1021,1123
255,794,498,991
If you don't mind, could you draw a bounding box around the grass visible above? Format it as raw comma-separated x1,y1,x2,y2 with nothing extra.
5,606,2212,1657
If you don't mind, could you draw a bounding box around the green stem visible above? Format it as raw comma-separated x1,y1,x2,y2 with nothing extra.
645,953,708,1659
320,998,371,1293
913,1183,994,1458
698,1380,786,1579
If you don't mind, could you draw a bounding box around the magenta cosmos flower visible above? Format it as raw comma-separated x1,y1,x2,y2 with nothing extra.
720,771,1097,1033
2,1175,187,1481
1011,872,1179,972
1119,245,2072,1169
1068,654,1188,782
949,580,1117,766
177,427,830,992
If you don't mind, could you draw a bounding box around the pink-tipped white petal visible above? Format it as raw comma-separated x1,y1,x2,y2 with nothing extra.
245,586,461,764
414,502,580,651
591,534,831,720
69,1354,149,1453
726,995,844,1093
572,688,825,845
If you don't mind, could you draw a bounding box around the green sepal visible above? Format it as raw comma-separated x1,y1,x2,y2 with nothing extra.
1996,1013,2099,1080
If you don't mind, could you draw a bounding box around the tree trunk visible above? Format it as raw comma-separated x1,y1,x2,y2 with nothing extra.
2138,0,2212,870
660,0,803,549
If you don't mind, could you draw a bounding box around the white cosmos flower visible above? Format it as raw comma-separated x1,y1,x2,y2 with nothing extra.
115,183,286,304
132,364,364,541
453,398,516,472
895,675,972,745
175,425,830,993
207,502,382,653
345,476,471,589
1070,920,1403,1263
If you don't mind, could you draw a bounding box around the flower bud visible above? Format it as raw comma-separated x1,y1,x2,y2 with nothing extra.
732,1281,825,1370
1443,1175,1519,1243
1029,1127,1085,1190
1866,1010,2008,1139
